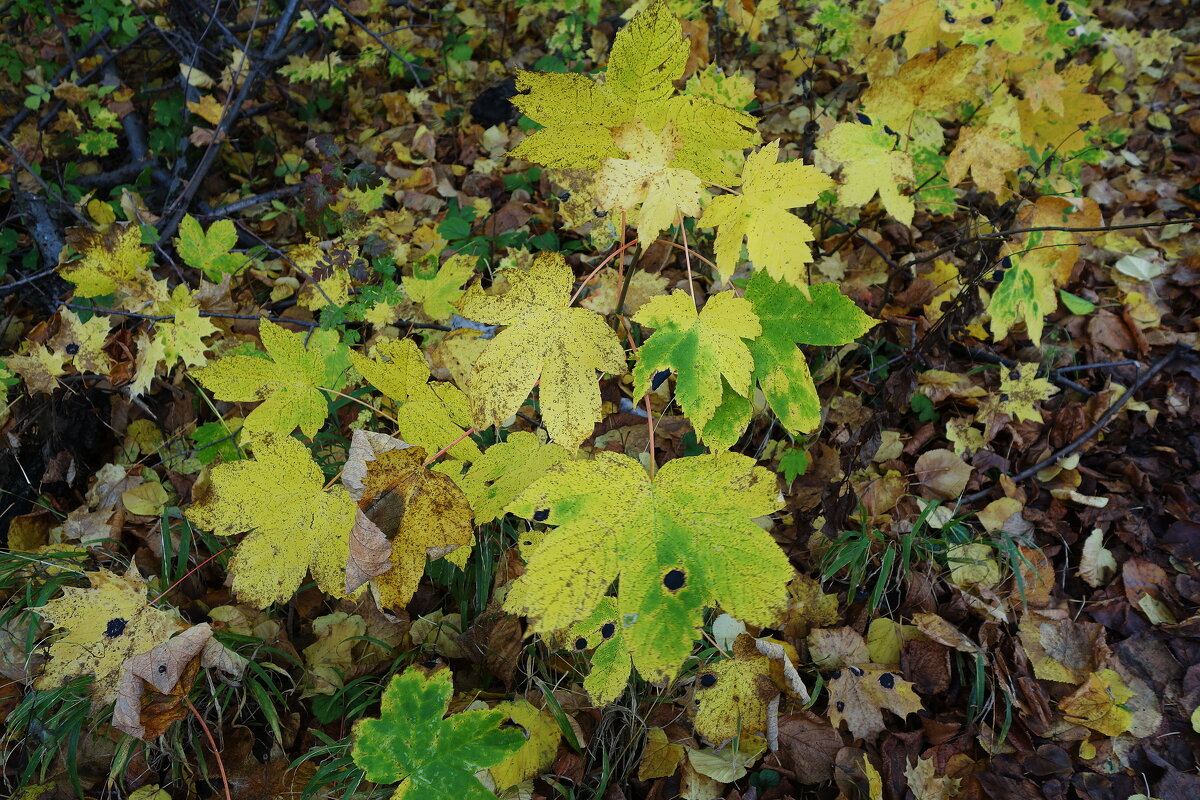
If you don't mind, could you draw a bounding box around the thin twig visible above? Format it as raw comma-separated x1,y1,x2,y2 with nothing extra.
958,344,1188,505
950,344,1094,397
197,185,301,217
0,267,57,297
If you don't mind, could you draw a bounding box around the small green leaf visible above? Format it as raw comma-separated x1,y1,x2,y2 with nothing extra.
176,215,245,281
1059,289,1096,315
778,448,809,484
351,667,524,800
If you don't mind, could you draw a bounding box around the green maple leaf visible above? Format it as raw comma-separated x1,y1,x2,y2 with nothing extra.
508,0,758,183
715,272,878,435
175,215,244,281
632,290,760,451
191,320,336,438
352,666,524,800
503,451,791,682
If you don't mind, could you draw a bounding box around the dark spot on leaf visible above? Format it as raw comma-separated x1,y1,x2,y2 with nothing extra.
981,15,993,23
663,569,686,591
65,343,80,355
533,508,550,522
1009,369,1020,380
574,637,589,651
944,11,956,23
651,369,671,390
831,670,842,680
105,618,127,638
699,673,717,688
158,664,168,675
856,112,871,125
836,701,845,712
999,393,1010,402
879,672,896,689
849,665,864,677
600,622,616,639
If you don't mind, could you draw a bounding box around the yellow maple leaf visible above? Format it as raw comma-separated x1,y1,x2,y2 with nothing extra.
579,266,668,316
185,433,357,608
488,700,561,790
186,95,225,126
33,563,186,706
904,755,961,800
457,253,627,450
872,0,945,58
131,332,166,399
404,254,475,322
826,664,923,740
59,224,152,298
861,46,980,151
508,1,758,183
1016,64,1110,153
1059,669,1135,737
154,284,218,368
350,338,480,461
7,344,68,394
817,121,915,225
593,121,705,247
701,140,833,289
693,635,778,744
48,308,111,374
352,443,473,612
945,125,1026,196
191,319,329,437
997,362,1059,423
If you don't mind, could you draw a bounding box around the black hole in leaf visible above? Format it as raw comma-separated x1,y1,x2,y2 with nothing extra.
600,622,616,640
65,343,80,355
663,570,686,591
574,637,589,651
836,701,845,712
849,666,864,677
879,672,895,689
533,509,550,522
699,673,718,688
104,618,127,638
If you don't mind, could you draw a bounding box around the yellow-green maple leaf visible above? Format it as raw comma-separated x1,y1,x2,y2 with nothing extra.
154,284,218,368
632,291,760,450
175,214,243,281
185,433,357,608
988,232,1059,343
33,563,186,706
191,319,330,437
455,431,569,523
504,451,790,682
6,344,68,394
350,338,480,461
508,0,758,183
405,254,475,322
817,121,915,225
567,596,633,706
457,253,627,450
593,121,705,247
693,635,778,744
701,140,833,289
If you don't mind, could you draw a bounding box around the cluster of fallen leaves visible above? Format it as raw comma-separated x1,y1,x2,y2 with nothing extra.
1,0,1199,799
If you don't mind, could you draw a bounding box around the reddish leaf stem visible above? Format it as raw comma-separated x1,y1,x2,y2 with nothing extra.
184,695,232,800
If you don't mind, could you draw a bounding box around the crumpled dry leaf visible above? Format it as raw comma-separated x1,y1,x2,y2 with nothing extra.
113,623,245,739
